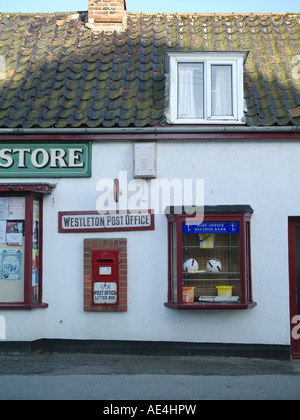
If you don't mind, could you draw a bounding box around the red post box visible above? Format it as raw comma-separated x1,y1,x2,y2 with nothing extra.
92,250,119,306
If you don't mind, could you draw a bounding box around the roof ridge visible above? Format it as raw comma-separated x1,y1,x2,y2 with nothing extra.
127,11,300,16
0,11,86,16
0,11,299,17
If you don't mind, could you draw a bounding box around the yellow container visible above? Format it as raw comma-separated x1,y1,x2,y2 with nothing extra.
198,234,215,249
183,287,195,303
216,286,234,298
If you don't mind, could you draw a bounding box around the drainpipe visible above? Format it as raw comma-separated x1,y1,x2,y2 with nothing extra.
0,126,299,136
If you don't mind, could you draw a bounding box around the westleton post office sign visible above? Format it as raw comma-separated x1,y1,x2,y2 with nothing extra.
59,210,155,233
0,142,91,177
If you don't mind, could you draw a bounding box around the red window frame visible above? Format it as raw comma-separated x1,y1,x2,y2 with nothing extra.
288,217,300,359
0,184,52,310
165,206,257,310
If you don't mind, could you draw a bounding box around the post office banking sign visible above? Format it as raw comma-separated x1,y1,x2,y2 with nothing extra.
0,142,91,177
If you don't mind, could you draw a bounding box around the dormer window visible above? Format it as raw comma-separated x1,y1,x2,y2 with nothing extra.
166,51,248,124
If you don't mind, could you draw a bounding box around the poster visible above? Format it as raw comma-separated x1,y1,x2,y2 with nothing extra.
6,222,23,246
32,269,38,287
0,221,6,243
0,249,23,281
9,197,25,220
0,198,9,220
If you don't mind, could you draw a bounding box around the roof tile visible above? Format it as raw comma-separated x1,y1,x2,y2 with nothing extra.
0,11,299,128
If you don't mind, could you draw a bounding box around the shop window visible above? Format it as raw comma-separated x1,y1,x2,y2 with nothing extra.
166,51,248,124
0,184,53,309
165,206,257,310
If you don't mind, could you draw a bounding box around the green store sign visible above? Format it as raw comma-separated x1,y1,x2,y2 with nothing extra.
0,142,91,178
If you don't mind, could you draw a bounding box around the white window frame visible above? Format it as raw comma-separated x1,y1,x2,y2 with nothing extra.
166,51,248,125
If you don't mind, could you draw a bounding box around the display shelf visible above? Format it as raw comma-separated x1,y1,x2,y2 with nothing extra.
183,271,240,275
164,302,257,310
183,246,239,248
166,207,256,310
183,278,241,282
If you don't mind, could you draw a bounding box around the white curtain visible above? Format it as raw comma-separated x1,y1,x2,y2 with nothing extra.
178,63,204,119
211,65,233,116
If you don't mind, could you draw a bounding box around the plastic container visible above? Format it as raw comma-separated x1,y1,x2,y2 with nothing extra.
182,287,195,303
198,234,215,249
216,286,234,298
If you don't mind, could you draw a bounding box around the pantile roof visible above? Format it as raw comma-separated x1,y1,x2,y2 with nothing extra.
0,11,299,128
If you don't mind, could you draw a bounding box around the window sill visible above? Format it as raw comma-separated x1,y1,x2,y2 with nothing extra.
164,302,257,310
0,302,48,310
170,119,246,125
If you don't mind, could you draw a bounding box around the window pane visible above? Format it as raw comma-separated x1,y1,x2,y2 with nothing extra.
182,222,241,304
178,63,204,119
32,200,40,303
171,222,178,303
295,227,300,315
0,197,25,303
245,222,250,302
211,65,233,116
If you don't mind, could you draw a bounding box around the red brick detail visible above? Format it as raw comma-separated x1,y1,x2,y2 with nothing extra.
83,239,127,312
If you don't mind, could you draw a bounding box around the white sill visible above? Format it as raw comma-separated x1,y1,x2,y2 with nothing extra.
170,118,246,125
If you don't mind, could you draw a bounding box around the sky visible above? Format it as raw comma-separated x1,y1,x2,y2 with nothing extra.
1,0,300,14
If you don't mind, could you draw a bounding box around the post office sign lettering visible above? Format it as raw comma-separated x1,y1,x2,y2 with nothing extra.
94,282,117,304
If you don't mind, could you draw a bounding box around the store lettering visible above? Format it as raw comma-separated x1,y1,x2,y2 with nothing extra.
94,290,117,299
107,214,150,226
199,227,227,232
0,148,84,169
63,216,104,228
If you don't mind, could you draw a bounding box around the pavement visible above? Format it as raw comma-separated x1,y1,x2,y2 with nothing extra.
0,352,300,401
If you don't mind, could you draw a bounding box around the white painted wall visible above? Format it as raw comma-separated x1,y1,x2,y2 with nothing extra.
2,138,299,346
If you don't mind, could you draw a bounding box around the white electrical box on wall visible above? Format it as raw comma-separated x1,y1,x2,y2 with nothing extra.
133,143,157,179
